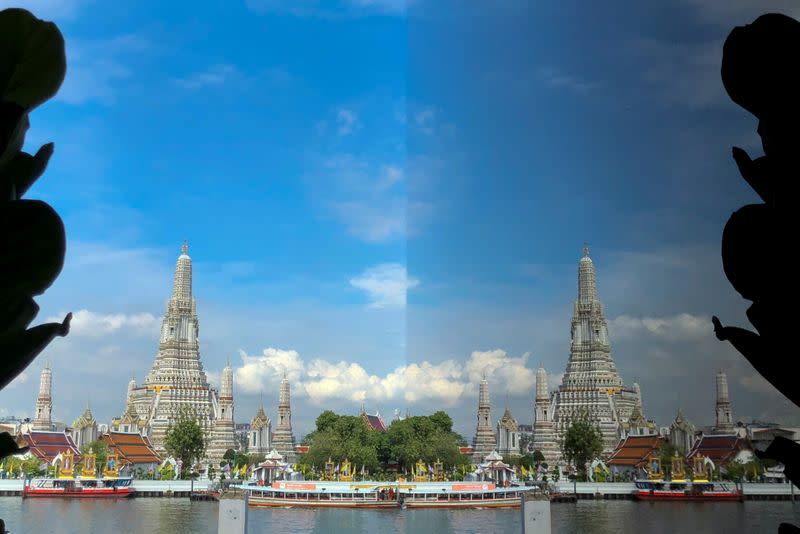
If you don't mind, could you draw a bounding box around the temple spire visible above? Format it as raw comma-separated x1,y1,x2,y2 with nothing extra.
584,241,589,257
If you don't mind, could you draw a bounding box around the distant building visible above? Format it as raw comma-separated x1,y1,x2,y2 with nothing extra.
20,431,81,464
271,374,296,462
101,432,161,475
688,435,754,468
714,371,735,434
544,246,645,462
496,407,521,458
32,364,53,432
531,364,559,464
361,407,387,432
669,409,696,454
71,405,99,450
472,375,496,463
607,435,665,477
248,399,271,456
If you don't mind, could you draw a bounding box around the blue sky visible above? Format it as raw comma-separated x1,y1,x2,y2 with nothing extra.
2,0,800,440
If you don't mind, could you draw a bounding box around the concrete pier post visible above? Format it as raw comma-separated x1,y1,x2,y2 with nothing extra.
521,493,552,534
218,490,248,534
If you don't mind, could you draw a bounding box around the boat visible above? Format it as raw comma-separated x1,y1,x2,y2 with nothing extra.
632,480,743,502
22,476,134,499
22,449,134,499
399,482,534,508
243,481,399,508
632,454,743,502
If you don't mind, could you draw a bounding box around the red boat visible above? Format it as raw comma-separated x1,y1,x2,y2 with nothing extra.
633,480,743,502
22,476,134,498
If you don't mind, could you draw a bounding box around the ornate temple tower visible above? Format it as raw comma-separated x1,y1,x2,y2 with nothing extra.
472,375,496,462
72,404,98,449
126,242,221,454
207,361,238,461
32,363,53,431
496,407,521,458
248,394,271,455
272,374,295,462
714,371,735,433
670,408,696,454
531,363,559,463
550,245,642,457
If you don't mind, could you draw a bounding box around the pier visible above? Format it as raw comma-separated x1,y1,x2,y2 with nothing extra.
550,482,800,501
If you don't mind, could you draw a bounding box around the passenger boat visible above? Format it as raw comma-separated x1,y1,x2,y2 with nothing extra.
632,480,743,502
243,481,399,508
632,454,743,502
22,476,134,498
23,449,134,499
399,482,533,509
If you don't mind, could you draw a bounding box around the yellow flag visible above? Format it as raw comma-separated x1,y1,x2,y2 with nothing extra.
521,465,528,477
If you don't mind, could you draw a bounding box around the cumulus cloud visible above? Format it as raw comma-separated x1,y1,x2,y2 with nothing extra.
233,346,535,407
350,263,419,309
609,313,710,341
45,309,159,338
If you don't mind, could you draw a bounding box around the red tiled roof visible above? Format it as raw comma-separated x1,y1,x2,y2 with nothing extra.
294,445,310,454
608,435,665,467
459,446,474,455
362,413,387,432
688,435,753,464
21,432,81,463
101,432,161,465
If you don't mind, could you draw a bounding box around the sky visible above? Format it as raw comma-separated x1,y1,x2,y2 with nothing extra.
2,0,800,440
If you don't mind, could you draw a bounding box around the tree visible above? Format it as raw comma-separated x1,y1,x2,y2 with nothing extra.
80,439,109,475
222,449,236,462
164,416,205,479
429,411,453,433
561,414,603,481
532,450,545,466
658,442,678,479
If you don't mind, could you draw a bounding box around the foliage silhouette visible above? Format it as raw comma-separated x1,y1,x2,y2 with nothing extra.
713,12,800,533
0,7,71,462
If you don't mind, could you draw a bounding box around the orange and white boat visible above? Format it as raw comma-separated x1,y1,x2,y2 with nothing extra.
244,480,398,508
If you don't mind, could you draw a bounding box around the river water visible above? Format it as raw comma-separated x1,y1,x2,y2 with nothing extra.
1,499,799,533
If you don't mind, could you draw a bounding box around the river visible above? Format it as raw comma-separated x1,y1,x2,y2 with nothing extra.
1,499,799,533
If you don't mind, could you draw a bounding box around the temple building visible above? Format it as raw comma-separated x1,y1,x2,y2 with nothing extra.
670,409,697,454
248,396,271,455
360,406,388,432
472,375,496,463
114,242,236,461
714,371,735,434
20,431,81,464
539,246,644,463
531,364,559,464
32,364,53,432
100,432,161,475
496,407,521,458
206,361,238,460
271,374,295,462
71,405,99,449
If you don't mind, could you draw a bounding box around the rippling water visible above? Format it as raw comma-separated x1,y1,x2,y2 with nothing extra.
2,498,800,533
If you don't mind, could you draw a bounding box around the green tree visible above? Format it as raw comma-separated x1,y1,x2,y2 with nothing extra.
723,460,746,482
22,456,44,477
561,414,603,481
164,416,205,479
658,442,678,479
429,411,453,433
315,410,340,434
532,450,545,466
79,439,109,475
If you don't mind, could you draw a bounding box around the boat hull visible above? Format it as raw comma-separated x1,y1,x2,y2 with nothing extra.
248,496,397,508
403,498,521,509
22,488,134,499
633,490,743,502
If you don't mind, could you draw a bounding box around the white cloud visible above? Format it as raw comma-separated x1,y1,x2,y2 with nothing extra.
350,263,419,309
4,371,30,390
610,313,710,341
336,108,360,136
414,107,436,135
57,34,151,106
318,155,407,243
233,346,534,407
44,309,159,338
538,67,599,95
174,64,238,90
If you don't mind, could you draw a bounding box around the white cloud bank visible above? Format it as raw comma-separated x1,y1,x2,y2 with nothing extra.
234,347,539,406
350,263,419,309
45,309,159,338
